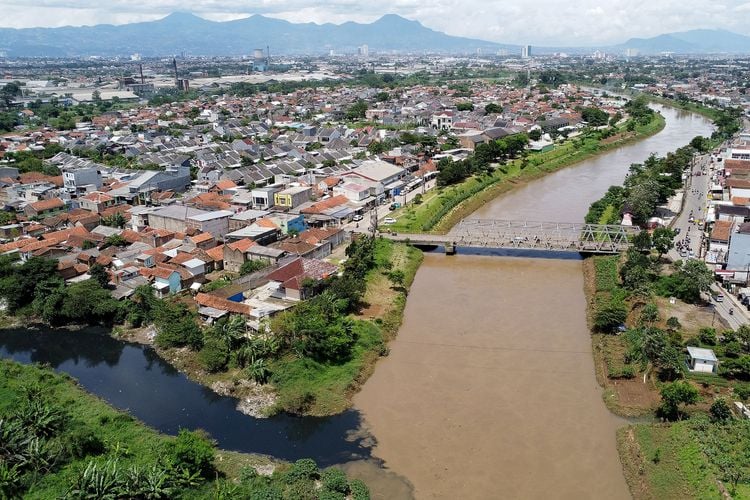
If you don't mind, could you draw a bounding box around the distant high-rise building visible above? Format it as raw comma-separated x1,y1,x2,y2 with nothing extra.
130,53,141,62
625,48,639,58
521,45,531,58
358,44,369,57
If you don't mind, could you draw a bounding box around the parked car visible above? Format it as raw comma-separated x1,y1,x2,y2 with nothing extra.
352,214,363,222
383,217,397,225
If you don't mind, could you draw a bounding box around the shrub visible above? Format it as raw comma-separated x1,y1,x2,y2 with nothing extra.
284,458,319,483
62,427,105,459
734,384,750,401
198,337,229,373
609,366,635,379
321,468,349,494
167,429,215,478
349,479,370,500
594,299,627,332
710,398,733,422
698,327,717,346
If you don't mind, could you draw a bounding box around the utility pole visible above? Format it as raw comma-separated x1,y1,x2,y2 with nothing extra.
370,204,378,237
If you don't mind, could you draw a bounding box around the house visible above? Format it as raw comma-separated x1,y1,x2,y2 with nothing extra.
195,292,252,319
347,160,406,188
24,198,65,218
149,266,182,297
706,220,733,264
251,187,279,210
265,257,338,300
265,212,306,235
186,210,233,240
78,191,115,214
726,222,750,279
62,165,102,194
686,346,718,374
222,238,257,273
274,186,312,210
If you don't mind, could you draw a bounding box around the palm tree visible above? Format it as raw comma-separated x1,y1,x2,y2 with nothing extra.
247,358,271,384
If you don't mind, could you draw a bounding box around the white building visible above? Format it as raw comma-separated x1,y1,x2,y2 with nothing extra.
686,346,718,374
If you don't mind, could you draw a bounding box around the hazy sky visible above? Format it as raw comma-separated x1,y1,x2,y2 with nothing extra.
3,0,750,45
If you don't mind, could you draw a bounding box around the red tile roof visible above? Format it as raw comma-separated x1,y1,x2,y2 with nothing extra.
266,257,338,291
301,195,349,215
227,238,256,252
195,293,251,315
29,198,64,212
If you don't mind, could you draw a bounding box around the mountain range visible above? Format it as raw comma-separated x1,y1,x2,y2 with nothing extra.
1,13,750,57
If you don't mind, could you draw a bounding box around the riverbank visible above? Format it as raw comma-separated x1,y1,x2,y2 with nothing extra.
0,359,370,499
115,239,423,418
388,111,665,234
268,240,423,416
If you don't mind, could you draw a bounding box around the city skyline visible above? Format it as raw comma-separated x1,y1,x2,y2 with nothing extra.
3,0,750,46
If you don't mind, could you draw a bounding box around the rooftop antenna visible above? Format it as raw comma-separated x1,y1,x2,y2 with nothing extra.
172,58,179,86
140,64,145,84
266,45,270,70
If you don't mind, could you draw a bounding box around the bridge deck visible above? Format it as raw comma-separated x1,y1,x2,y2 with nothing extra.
378,219,638,254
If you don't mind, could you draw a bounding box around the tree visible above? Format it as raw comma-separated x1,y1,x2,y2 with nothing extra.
456,102,474,111
627,180,661,223
632,231,652,253
528,129,542,141
102,212,126,228
88,263,110,288
345,99,368,120
677,260,714,302
104,234,127,248
710,398,732,422
484,103,502,114
581,107,609,127
651,228,675,257
594,299,627,332
659,381,699,420
199,337,229,373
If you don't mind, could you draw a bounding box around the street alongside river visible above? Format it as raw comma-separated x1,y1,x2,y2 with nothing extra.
353,104,715,499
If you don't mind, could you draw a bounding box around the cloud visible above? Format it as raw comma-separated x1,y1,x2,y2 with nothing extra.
1,0,749,45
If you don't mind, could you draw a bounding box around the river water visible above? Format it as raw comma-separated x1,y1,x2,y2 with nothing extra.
0,105,714,499
352,104,715,499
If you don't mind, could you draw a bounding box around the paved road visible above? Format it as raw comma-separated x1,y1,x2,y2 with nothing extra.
344,179,437,233
665,140,748,329
667,152,712,261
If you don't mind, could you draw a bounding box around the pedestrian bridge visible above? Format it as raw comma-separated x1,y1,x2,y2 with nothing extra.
379,219,639,254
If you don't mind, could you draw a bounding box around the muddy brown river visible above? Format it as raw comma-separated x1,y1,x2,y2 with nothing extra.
353,105,714,499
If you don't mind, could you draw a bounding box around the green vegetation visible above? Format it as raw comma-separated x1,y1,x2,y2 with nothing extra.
618,422,722,500
586,142,694,226
0,360,369,499
0,256,124,326
388,110,665,234
268,238,423,415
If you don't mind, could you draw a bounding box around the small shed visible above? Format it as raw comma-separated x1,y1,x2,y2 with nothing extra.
686,346,719,374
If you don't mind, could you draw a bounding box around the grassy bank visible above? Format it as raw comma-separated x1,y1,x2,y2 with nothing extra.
0,359,369,499
617,423,723,500
388,112,665,234
268,240,423,416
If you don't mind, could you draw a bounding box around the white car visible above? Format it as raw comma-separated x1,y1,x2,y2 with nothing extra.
382,217,397,225
352,214,363,222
